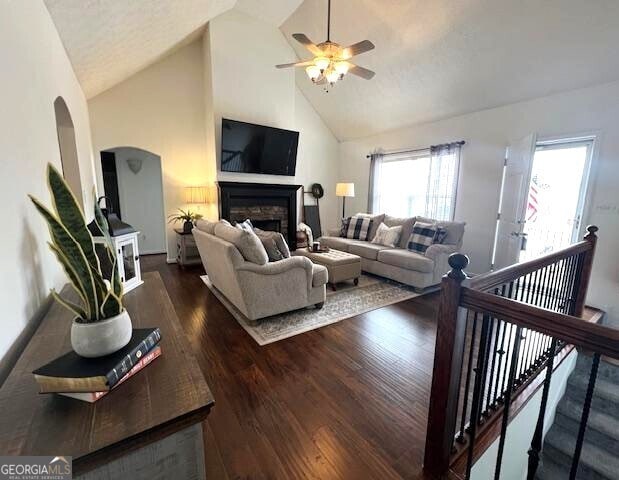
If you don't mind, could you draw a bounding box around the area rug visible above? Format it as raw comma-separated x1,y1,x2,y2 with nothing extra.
200,274,422,345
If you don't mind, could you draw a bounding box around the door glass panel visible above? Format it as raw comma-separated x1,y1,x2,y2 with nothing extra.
121,242,136,282
519,141,591,262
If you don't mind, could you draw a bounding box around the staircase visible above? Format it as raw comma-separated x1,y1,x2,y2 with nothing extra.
536,354,619,479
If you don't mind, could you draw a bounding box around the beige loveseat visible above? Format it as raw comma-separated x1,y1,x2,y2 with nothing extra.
193,222,327,321
319,214,465,291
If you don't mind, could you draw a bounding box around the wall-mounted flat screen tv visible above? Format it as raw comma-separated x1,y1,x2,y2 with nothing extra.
220,118,299,176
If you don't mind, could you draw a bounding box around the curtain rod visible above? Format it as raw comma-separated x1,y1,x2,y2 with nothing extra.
365,140,465,158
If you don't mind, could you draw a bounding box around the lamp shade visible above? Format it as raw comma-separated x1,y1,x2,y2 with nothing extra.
185,186,210,204
336,183,355,197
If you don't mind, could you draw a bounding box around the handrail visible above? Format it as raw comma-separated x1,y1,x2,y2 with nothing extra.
423,225,601,477
460,288,619,359
469,240,590,292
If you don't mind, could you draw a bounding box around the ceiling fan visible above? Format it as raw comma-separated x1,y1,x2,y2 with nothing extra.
276,0,375,91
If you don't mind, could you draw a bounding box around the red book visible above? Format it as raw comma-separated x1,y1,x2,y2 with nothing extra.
59,346,162,403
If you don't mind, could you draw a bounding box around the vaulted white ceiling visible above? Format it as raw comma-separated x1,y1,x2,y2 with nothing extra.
281,0,619,140
44,0,236,99
45,0,619,140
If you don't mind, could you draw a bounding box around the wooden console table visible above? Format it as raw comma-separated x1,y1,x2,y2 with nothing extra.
0,271,214,478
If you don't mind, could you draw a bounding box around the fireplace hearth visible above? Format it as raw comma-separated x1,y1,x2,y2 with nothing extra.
218,182,302,249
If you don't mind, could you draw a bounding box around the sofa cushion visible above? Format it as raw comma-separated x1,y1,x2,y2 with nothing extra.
354,213,385,241
377,249,434,273
320,236,366,252
416,216,465,246
312,264,329,287
214,222,269,265
349,242,392,261
194,219,216,235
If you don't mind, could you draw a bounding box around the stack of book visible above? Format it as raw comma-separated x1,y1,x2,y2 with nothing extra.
32,328,162,403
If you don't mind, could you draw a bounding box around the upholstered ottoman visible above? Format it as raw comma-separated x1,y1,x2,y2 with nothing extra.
293,248,361,290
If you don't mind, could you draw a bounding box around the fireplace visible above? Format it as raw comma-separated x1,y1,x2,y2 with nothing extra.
218,182,302,249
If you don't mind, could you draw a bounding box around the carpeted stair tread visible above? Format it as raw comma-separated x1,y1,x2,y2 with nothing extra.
543,423,618,479
574,355,619,382
555,397,619,452
534,456,570,480
566,374,619,417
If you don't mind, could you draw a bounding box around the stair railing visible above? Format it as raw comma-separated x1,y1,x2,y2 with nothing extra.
423,226,619,479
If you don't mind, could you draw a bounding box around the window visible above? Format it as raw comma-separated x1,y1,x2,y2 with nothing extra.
372,145,460,220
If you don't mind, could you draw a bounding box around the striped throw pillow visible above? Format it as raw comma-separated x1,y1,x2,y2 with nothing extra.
407,222,438,254
341,215,373,241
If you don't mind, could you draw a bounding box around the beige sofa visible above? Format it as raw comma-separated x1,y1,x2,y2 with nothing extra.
319,214,465,291
193,223,327,321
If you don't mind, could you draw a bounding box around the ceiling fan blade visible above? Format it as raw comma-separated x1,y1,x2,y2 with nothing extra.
348,64,375,80
341,40,375,59
292,33,324,56
275,61,314,69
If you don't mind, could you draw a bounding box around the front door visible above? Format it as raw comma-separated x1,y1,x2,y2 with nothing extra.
492,134,536,270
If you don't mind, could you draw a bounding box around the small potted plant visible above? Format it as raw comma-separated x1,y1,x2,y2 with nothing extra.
29,164,131,358
168,208,203,233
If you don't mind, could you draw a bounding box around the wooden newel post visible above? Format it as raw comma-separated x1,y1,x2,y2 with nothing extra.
424,253,470,476
574,225,598,318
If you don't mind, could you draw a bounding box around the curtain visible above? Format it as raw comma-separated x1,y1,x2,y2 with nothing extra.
367,150,384,214
426,142,462,220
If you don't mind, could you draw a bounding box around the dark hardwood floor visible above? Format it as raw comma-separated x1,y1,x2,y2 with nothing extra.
141,254,440,479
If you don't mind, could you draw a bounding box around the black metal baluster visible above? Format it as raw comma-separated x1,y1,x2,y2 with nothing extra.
558,255,574,314
569,353,601,480
457,311,479,444
564,254,578,314
490,285,509,409
566,255,580,316
569,254,579,311
485,289,503,410
478,314,495,420
526,338,558,479
465,315,492,480
493,326,524,480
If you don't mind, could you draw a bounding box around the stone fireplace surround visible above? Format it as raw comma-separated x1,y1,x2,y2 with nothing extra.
218,182,302,250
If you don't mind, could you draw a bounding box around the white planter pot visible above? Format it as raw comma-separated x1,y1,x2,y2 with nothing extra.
71,310,133,358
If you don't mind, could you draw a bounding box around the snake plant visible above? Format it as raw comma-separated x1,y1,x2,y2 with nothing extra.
29,163,124,323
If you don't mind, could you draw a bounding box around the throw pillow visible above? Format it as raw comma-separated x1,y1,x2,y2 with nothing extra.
435,227,448,244
371,222,402,248
355,213,385,241
407,221,438,254
235,218,253,233
254,228,291,261
214,222,269,265
342,215,373,241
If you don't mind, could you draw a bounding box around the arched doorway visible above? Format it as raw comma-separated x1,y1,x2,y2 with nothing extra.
100,147,166,255
53,97,84,209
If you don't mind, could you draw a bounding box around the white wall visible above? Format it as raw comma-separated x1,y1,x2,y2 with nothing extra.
110,147,166,254
0,2,96,378
471,351,577,480
89,40,210,260
339,81,619,325
206,9,340,231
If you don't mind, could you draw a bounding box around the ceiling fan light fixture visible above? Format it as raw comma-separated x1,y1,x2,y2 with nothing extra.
306,65,321,81
314,57,330,71
326,70,339,84
334,61,349,76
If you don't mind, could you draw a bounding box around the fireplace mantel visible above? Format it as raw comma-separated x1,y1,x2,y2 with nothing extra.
218,182,302,250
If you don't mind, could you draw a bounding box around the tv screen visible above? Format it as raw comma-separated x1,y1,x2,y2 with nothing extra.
221,118,299,176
